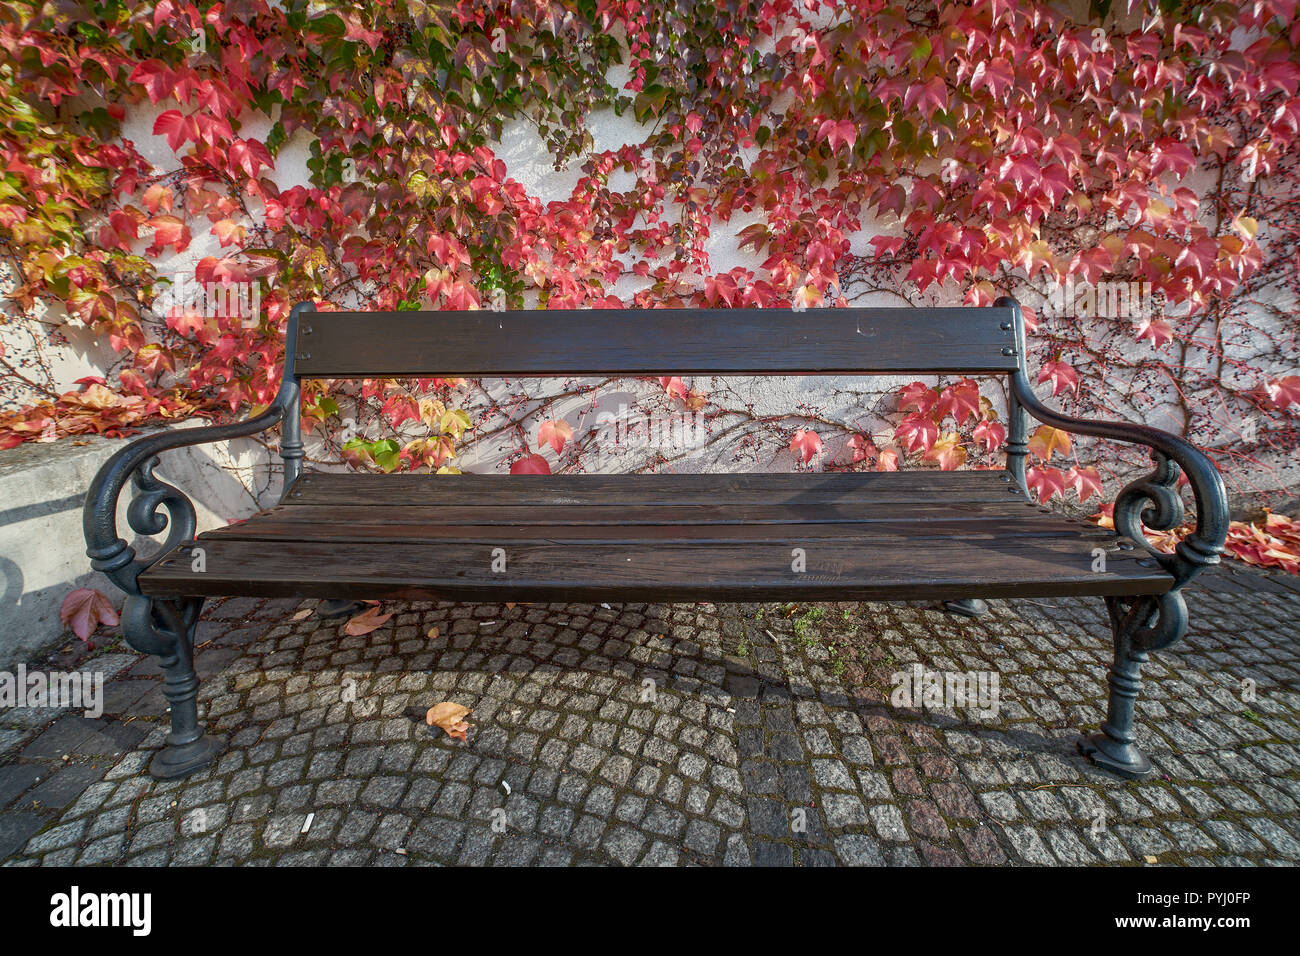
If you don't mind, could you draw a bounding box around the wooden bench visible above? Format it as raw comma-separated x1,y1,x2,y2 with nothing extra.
83,298,1228,780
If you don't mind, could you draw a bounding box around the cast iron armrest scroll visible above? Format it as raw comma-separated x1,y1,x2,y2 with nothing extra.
1002,296,1228,584
82,402,285,596
1013,374,1231,774
1008,377,1229,588
82,302,311,598
77,302,311,777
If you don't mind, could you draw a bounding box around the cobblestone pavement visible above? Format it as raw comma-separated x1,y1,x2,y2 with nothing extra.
1,562,1298,867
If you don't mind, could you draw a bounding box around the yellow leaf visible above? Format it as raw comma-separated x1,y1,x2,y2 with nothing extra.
1231,214,1258,240
793,284,822,308
1020,239,1056,277
427,626,440,639
440,408,472,439
1028,424,1072,460
418,398,445,429
77,384,122,410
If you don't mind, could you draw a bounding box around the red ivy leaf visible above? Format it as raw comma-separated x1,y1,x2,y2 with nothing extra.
973,420,1007,453
1136,318,1173,350
848,433,875,463
1037,361,1079,397
146,215,190,254
897,381,938,416
1265,376,1300,408
152,109,194,151
936,379,980,425
1027,466,1067,502
816,118,857,152
789,429,822,463
228,139,273,179
510,453,551,475
1066,466,1103,502
895,414,938,455
659,376,687,403
59,588,118,644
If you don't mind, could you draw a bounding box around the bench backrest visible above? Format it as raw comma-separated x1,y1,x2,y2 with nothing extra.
289,306,1022,378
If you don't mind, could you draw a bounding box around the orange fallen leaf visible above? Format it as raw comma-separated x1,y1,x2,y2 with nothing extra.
427,626,440,639
426,702,472,741
345,605,394,636
1092,506,1300,573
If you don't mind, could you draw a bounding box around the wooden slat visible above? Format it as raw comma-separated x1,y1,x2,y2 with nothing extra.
243,500,1053,528
281,471,1031,507
203,518,1109,545
140,537,1171,603
293,307,1020,377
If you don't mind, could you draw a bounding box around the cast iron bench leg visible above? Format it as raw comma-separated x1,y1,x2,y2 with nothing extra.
1079,590,1191,780
1079,610,1152,778
121,594,224,779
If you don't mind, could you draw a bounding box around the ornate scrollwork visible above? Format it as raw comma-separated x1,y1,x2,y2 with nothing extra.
1113,452,1183,551
84,303,310,596
86,452,217,777
1113,450,1226,593
119,592,201,655
87,455,199,600
1105,590,1189,655
1006,357,1224,661
127,456,197,549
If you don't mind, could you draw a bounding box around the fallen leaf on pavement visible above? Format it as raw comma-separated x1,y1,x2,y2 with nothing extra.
345,605,394,636
60,588,118,644
426,702,472,740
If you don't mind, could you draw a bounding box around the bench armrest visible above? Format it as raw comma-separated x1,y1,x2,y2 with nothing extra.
999,297,1229,590
83,303,312,598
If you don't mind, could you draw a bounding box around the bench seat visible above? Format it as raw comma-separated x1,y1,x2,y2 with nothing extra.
139,471,1172,603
